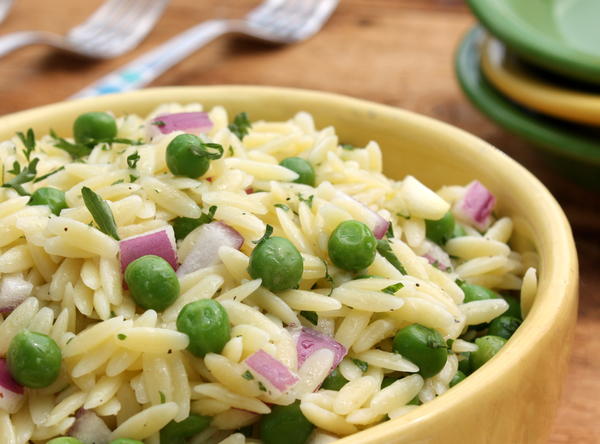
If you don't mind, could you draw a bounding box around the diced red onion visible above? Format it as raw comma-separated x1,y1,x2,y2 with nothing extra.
151,112,213,135
454,180,496,231
0,275,33,314
0,359,23,395
69,409,112,444
422,241,452,271
245,350,299,392
295,327,347,371
120,226,178,272
0,359,24,414
245,187,254,195
333,191,389,239
177,221,244,276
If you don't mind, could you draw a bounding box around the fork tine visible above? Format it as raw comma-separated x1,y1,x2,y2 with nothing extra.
91,0,168,54
67,0,132,45
83,0,148,47
246,0,288,23
289,0,339,39
249,0,329,39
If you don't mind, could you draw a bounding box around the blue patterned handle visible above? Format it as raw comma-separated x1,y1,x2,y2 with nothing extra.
71,20,229,99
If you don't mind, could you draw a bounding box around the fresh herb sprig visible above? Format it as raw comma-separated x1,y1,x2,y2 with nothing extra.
81,186,120,240
2,128,42,195
2,158,39,196
16,129,36,161
50,129,143,160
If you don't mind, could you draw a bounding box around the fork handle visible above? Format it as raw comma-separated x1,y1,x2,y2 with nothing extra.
70,20,231,99
0,31,59,59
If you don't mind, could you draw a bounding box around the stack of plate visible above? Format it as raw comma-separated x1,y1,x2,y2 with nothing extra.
456,0,600,188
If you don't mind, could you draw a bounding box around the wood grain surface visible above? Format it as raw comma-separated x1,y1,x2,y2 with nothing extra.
0,1,598,442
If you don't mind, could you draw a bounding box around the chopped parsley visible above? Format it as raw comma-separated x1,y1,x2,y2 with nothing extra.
159,391,166,403
274,203,290,212
252,224,273,245
300,311,318,325
385,223,394,239
81,187,120,240
127,151,140,169
242,371,254,380
33,166,65,183
297,193,314,208
341,143,358,151
257,381,267,392
171,205,217,241
228,112,252,140
352,358,369,372
376,238,407,275
152,120,166,127
381,282,403,295
117,334,127,340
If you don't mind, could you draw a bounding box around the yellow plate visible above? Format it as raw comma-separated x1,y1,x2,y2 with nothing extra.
0,87,578,444
481,36,600,126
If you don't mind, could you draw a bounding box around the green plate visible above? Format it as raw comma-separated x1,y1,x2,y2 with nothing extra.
455,27,600,189
467,0,600,85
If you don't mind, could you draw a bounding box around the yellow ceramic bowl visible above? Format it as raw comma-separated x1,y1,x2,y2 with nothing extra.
481,36,600,126
0,87,578,444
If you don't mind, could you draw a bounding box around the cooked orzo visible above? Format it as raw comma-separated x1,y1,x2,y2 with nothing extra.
0,103,538,444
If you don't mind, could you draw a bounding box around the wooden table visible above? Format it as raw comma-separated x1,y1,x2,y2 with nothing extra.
0,1,598,442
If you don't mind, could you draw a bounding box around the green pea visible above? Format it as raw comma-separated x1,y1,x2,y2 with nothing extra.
328,220,377,272
458,354,472,375
458,281,500,303
109,440,144,444
502,295,522,319
160,414,211,444
177,300,230,357
124,255,179,311
47,438,84,444
260,400,314,444
165,134,216,178
279,157,316,186
248,236,303,291
7,330,61,389
488,315,522,339
321,367,348,391
449,370,467,387
452,223,467,238
73,112,117,145
28,187,68,215
469,335,507,371
425,211,455,245
393,324,448,378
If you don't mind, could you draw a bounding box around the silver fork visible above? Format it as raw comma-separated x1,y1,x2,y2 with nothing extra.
0,0,14,24
0,0,170,59
71,0,339,98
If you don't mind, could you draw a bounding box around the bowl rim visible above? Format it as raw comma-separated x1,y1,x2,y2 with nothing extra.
0,85,579,441
466,0,600,85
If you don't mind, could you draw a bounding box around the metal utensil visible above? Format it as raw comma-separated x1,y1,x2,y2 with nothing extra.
0,0,14,24
0,0,170,59
71,0,339,98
